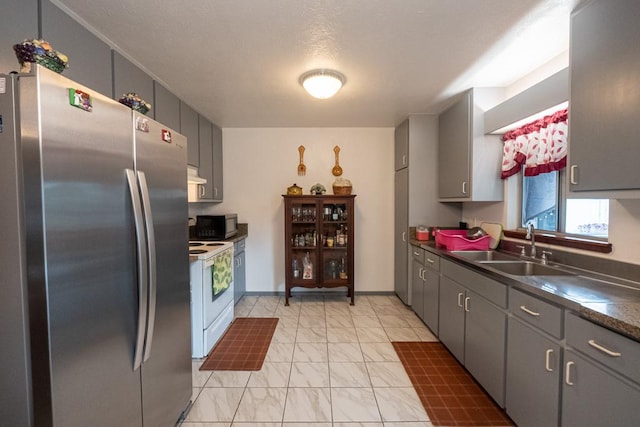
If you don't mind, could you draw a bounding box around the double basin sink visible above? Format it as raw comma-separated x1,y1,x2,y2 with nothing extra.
450,250,573,276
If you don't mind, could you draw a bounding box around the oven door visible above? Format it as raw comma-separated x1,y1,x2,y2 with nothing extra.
203,250,234,328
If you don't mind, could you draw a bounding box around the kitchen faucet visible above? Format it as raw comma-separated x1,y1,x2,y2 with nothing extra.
526,222,536,258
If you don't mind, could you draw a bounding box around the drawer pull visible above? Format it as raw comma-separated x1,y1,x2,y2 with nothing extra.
565,361,575,385
413,251,420,257
457,292,464,308
426,258,435,264
545,349,553,372
588,339,621,357
520,305,540,317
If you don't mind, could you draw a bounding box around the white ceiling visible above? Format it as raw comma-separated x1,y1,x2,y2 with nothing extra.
54,0,579,128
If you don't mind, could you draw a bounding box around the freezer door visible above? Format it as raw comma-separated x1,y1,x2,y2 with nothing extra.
22,66,143,426
133,113,192,426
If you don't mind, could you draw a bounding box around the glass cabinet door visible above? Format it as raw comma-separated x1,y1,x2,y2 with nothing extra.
290,201,318,282
320,201,349,283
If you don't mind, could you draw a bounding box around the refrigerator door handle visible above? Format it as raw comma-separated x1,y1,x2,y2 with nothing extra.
126,169,148,371
137,171,157,362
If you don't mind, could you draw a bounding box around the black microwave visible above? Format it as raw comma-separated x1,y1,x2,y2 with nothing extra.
195,214,238,240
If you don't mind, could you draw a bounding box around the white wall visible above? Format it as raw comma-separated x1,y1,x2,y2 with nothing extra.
189,128,395,294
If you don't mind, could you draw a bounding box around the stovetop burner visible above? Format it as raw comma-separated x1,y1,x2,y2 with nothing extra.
189,242,204,247
189,249,208,254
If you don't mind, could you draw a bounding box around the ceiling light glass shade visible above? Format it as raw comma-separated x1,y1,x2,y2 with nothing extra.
300,69,346,99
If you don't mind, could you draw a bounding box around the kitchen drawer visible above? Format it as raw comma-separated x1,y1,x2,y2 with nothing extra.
565,312,640,384
442,259,506,308
424,252,440,271
234,237,246,253
509,288,563,339
411,246,424,264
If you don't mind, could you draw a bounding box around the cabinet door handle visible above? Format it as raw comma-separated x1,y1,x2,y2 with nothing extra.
520,305,540,317
413,251,420,257
545,349,554,372
214,187,218,197
402,154,407,166
462,181,468,195
570,165,578,185
426,258,435,264
588,339,621,357
402,232,406,242
420,268,426,280
199,185,205,197
457,292,464,308
464,296,470,312
565,361,575,385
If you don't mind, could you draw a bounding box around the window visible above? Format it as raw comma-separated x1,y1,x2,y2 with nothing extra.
521,169,609,239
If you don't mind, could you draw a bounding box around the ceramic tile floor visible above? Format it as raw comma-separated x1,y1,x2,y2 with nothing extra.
184,294,439,427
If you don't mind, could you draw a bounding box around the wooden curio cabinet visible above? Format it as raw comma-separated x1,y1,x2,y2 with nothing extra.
283,195,356,306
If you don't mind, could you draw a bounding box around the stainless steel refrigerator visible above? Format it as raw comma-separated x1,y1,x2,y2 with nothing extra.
0,65,192,426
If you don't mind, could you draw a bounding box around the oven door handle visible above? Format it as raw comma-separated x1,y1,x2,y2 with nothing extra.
137,171,157,363
126,169,148,371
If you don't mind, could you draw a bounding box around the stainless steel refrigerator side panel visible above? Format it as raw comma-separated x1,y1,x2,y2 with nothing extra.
28,66,143,426
0,74,34,426
133,113,192,426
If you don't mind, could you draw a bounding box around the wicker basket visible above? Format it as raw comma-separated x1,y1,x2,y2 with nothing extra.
332,185,352,195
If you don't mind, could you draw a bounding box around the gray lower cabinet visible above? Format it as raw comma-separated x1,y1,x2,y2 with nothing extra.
439,260,507,407
562,312,640,426
562,349,640,427
438,276,466,363
506,317,561,427
410,247,425,320
464,289,506,407
234,238,246,304
422,253,440,335
394,168,409,304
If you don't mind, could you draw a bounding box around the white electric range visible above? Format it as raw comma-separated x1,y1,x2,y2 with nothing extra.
189,241,235,358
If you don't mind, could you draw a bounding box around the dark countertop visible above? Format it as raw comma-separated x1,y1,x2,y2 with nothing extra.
411,238,640,342
225,223,248,244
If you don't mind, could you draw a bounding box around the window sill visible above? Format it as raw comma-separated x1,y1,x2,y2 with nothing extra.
503,230,612,254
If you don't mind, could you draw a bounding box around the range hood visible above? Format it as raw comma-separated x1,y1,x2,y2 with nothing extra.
187,166,207,184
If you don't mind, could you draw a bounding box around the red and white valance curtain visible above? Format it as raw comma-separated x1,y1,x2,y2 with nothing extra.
501,108,568,179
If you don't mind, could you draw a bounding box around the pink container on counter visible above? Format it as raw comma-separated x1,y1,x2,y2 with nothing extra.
434,229,491,251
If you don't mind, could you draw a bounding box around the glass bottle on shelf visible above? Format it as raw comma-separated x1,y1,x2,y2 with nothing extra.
303,252,313,279
339,257,347,279
292,258,300,279
332,206,339,221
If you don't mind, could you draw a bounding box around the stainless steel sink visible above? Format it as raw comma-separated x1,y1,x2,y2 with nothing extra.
450,250,520,262
483,261,574,276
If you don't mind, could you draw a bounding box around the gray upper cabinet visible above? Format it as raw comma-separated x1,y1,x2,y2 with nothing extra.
568,0,640,195
180,102,199,167
0,0,37,73
198,115,214,199
153,82,180,132
394,119,409,170
40,1,112,96
394,115,461,305
438,88,504,201
112,52,153,116
211,124,223,201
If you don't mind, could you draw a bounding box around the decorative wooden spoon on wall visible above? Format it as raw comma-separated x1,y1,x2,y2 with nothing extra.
298,145,306,176
332,146,343,176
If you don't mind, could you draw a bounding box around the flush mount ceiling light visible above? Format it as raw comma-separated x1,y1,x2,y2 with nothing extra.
299,69,346,99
